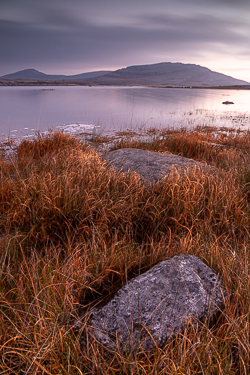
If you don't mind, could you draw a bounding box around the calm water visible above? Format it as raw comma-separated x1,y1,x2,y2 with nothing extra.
1,86,250,140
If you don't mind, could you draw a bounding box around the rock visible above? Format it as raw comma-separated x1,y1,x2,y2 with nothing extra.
90,254,227,351
103,148,210,186
222,101,234,105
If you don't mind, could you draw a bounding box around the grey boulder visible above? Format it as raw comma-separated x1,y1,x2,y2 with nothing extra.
90,254,227,351
103,148,211,186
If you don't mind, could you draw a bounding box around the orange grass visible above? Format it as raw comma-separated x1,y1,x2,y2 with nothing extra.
0,130,249,374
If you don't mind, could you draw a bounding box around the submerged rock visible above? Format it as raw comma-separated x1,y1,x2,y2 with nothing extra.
222,101,234,105
103,148,211,186
90,254,227,351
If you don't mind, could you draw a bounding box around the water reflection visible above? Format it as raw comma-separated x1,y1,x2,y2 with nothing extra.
0,86,250,141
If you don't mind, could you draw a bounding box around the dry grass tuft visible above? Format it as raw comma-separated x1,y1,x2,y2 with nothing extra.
0,129,249,373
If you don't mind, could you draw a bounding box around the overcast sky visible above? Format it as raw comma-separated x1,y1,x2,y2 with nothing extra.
1,0,250,81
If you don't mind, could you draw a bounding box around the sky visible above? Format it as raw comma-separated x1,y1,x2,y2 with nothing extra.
1,0,250,81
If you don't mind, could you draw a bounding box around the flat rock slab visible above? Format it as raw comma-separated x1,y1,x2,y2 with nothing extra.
103,148,209,185
90,254,227,351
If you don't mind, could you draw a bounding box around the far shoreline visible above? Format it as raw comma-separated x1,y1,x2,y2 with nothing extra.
0,79,250,90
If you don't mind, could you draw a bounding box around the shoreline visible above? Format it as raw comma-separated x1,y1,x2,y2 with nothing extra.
1,79,250,90
0,122,247,162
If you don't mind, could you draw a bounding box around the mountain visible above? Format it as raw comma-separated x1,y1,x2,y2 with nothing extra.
1,63,249,87
0,68,111,81
92,62,250,87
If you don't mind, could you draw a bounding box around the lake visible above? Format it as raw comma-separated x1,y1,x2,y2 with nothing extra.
1,86,250,141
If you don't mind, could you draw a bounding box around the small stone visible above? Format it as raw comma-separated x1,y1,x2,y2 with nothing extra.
222,101,234,105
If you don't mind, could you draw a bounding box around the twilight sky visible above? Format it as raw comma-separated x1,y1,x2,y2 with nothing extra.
1,0,250,81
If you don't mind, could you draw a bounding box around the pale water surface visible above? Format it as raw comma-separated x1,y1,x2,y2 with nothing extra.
1,86,250,140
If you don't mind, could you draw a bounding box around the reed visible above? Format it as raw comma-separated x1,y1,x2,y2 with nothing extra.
0,129,249,374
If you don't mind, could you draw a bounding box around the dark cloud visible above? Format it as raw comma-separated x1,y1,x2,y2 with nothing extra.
0,0,250,80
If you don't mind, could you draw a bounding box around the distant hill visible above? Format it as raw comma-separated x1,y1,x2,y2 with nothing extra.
1,63,249,87
92,62,250,87
94,62,249,87
0,68,111,81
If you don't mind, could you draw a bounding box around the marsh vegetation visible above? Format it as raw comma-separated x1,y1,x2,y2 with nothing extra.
0,127,249,374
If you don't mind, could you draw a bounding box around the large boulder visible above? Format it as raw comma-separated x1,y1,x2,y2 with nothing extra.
90,254,227,351
103,148,210,185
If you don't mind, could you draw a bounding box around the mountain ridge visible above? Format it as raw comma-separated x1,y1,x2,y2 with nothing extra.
1,63,249,87
0,68,111,81
93,62,250,87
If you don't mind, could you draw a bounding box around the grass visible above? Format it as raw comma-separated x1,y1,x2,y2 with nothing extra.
0,129,249,374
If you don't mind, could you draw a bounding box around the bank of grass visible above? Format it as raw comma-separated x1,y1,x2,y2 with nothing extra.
0,129,249,374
